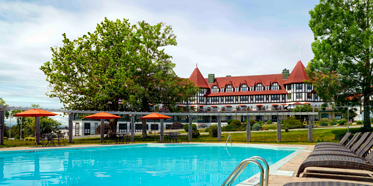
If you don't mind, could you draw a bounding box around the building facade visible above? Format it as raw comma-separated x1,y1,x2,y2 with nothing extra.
72,60,326,136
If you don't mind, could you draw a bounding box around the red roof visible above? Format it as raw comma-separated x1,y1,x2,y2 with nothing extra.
283,60,310,84
206,90,287,97
189,67,209,88
206,74,285,88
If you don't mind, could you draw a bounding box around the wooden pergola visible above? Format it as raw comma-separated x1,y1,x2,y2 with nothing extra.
0,105,318,145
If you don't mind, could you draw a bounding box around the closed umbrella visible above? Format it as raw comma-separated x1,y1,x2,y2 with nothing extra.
84,112,122,143
14,108,57,145
139,113,171,142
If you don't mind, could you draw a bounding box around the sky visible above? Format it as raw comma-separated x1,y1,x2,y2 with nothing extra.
0,0,320,125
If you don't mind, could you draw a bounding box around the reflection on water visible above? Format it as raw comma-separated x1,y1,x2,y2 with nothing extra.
0,145,295,186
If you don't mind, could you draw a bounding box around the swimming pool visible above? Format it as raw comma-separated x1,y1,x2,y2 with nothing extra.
0,144,299,186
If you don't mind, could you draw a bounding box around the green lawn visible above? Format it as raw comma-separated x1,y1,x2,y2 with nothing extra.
0,127,360,148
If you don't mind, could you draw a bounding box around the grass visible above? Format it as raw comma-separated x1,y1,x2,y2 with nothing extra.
0,127,360,148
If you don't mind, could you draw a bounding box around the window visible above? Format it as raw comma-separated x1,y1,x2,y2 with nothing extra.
266,95,269,101
221,88,224,92
287,85,292,90
227,116,232,120
307,84,312,90
75,123,80,136
119,123,127,133
206,97,210,103
235,96,238,102
287,93,291,100
250,87,254,91
240,96,249,101
221,97,224,102
296,84,302,90
226,85,233,92
314,94,318,100
272,83,279,90
235,87,239,92
282,95,286,101
199,97,204,103
266,86,269,90
307,93,312,99
241,84,248,91
296,93,302,99
212,86,219,93
225,96,234,102
271,95,280,100
211,97,219,103
256,84,263,91
255,95,264,101
250,96,254,102
199,89,205,95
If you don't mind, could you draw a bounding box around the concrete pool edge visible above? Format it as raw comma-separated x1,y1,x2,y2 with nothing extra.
236,146,306,186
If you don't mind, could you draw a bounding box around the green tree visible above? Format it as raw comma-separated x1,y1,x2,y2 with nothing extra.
308,0,373,130
0,98,10,118
40,18,198,138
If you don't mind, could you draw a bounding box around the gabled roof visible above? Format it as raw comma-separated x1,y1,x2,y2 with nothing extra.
283,60,310,84
189,67,209,88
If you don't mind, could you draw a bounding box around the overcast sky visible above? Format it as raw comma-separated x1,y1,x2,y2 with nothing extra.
0,0,319,113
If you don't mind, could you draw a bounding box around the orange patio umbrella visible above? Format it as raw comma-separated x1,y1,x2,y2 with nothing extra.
14,108,57,145
139,113,171,142
292,102,302,105
84,112,122,143
303,102,311,105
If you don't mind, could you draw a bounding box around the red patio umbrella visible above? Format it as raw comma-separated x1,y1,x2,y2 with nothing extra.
84,112,122,143
14,108,57,145
139,113,171,142
303,102,311,105
292,102,302,105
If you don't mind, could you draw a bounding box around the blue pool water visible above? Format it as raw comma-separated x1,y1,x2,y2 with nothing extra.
0,144,297,186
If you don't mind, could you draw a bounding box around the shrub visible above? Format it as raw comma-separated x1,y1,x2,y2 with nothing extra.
184,124,197,132
170,122,184,129
252,123,262,131
320,118,329,126
356,120,363,124
329,118,337,126
209,125,218,137
250,119,256,126
280,120,284,124
222,125,237,131
204,128,210,132
24,137,34,141
337,119,347,125
192,130,200,138
284,116,302,129
262,124,277,130
230,120,241,127
314,121,320,127
227,119,234,124
258,121,265,125
266,120,272,124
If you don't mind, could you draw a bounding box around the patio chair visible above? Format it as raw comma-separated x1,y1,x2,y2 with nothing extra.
44,133,55,147
284,181,370,186
314,132,351,147
169,132,178,143
296,146,373,177
314,132,361,150
308,132,373,158
56,132,65,146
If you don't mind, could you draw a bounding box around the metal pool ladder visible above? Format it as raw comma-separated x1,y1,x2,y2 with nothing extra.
226,134,232,147
221,156,269,186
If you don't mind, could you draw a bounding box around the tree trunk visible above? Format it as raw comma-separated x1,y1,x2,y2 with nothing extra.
141,98,149,138
363,96,371,130
108,98,119,138
142,119,147,138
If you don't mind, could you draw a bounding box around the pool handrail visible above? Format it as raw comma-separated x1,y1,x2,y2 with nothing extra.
226,134,232,147
221,158,265,186
250,156,269,186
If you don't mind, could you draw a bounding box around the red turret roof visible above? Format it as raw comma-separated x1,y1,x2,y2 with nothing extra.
189,67,209,88
283,60,309,84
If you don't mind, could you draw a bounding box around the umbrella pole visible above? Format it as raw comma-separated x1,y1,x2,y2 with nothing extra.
101,119,104,144
35,117,40,146
154,120,156,142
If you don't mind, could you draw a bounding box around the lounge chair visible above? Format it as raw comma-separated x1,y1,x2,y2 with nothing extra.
314,132,351,147
296,148,373,177
308,133,373,158
309,132,373,157
314,132,361,150
284,181,370,186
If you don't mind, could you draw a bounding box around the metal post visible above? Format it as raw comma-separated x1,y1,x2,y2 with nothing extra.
347,106,349,133
246,114,251,142
188,115,192,142
100,119,104,143
160,119,164,143
131,114,135,142
277,114,281,143
0,111,4,145
218,115,221,141
308,115,312,142
68,113,73,143
9,116,11,138
35,117,40,145
20,117,22,140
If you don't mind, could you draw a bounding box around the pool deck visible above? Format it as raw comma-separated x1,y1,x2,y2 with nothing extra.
1,143,373,185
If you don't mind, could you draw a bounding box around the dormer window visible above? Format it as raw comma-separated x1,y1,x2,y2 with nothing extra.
272,83,279,90
241,84,248,91
212,86,219,93
226,85,233,92
256,84,263,91
235,87,239,92
221,88,224,92
250,87,254,91
266,86,269,90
